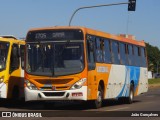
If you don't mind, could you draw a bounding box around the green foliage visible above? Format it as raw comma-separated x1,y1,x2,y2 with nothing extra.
148,78,160,84
146,43,160,73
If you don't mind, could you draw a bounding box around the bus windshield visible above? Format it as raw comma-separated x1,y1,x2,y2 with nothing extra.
26,41,84,76
0,42,10,71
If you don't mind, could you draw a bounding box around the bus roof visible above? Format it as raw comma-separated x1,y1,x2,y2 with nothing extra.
0,37,25,44
0,35,17,39
28,26,145,47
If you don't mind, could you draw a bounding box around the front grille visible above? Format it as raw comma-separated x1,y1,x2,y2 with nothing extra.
40,87,52,91
40,86,69,91
43,92,65,97
35,78,74,90
56,86,68,89
35,79,73,85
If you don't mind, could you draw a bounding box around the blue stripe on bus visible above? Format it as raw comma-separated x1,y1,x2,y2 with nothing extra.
117,66,140,98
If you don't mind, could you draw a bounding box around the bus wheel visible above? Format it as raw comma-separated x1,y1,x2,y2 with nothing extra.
92,85,103,109
125,84,134,104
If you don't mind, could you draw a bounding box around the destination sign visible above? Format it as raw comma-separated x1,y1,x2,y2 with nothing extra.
26,29,84,42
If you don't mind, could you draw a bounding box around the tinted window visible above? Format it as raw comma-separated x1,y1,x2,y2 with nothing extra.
119,43,128,65
128,45,135,66
134,46,141,66
111,41,120,64
87,35,96,70
104,39,111,63
95,37,103,62
141,47,147,67
10,44,19,73
0,42,10,71
20,45,25,69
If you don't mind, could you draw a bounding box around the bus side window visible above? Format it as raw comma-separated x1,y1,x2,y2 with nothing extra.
104,39,111,63
128,44,135,66
95,37,103,62
141,47,147,67
134,46,141,66
119,43,128,65
20,45,25,69
111,41,120,64
10,44,20,73
87,35,95,70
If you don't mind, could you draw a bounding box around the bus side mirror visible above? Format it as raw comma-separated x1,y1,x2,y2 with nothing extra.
128,0,136,11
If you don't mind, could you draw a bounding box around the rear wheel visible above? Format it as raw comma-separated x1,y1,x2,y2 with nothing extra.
125,84,134,104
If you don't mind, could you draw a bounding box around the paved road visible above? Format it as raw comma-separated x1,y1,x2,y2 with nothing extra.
0,87,160,119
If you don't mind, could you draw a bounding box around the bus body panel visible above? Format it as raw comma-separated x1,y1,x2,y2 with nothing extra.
0,37,25,99
105,65,126,99
0,82,7,98
105,65,148,99
25,86,87,101
0,70,8,98
24,72,88,101
135,67,148,95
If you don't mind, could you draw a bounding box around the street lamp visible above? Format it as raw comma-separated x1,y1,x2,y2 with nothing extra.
69,0,136,26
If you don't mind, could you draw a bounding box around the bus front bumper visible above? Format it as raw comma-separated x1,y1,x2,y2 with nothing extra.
0,82,7,98
24,86,87,101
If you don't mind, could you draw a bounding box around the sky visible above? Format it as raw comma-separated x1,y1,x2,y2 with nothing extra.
0,0,160,48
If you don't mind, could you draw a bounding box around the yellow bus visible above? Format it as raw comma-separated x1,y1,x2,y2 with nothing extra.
0,36,25,100
24,26,148,108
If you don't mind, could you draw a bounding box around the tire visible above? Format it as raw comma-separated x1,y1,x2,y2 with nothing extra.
125,84,134,104
91,85,103,109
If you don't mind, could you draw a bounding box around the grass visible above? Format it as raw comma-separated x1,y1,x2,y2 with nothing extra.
148,78,160,84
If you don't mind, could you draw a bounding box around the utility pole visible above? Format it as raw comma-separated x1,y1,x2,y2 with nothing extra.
157,62,159,74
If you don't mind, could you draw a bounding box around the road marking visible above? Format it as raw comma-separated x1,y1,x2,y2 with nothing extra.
105,107,129,111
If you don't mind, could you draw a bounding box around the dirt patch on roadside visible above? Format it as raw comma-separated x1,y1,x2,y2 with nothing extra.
149,84,160,89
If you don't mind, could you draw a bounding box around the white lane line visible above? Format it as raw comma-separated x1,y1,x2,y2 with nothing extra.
105,107,129,111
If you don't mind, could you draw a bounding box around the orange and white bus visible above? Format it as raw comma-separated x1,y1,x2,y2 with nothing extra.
24,26,148,108
0,36,25,100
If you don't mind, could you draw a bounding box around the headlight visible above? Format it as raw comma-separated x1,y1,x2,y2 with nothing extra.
25,79,38,90
0,76,4,83
70,78,86,90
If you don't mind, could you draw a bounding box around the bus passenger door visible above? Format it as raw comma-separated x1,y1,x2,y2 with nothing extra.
7,44,21,99
86,36,97,100
19,45,25,98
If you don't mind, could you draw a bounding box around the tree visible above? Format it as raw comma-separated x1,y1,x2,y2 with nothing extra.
146,43,160,73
